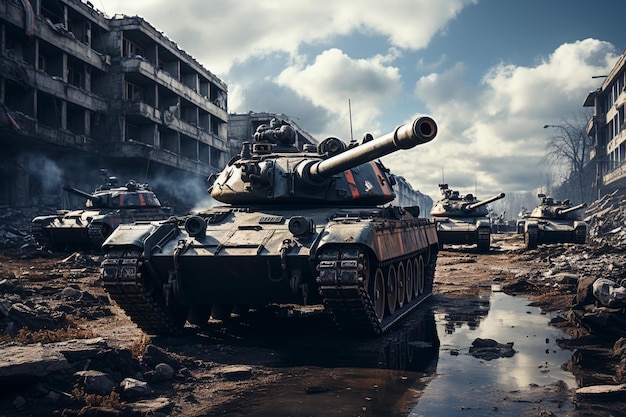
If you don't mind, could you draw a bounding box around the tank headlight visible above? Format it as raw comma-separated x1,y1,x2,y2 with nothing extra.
185,216,207,237
289,216,314,237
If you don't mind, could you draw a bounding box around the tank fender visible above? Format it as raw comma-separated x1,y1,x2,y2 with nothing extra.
573,220,587,230
524,220,539,233
476,219,490,228
102,219,179,255
317,223,377,254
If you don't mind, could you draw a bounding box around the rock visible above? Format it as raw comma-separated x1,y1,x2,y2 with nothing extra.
127,397,171,414
142,344,180,369
74,370,116,395
576,383,626,397
469,338,516,360
155,363,175,380
218,365,254,381
60,287,82,300
0,343,69,383
120,377,152,399
574,276,598,307
47,337,108,363
8,302,64,330
592,278,626,308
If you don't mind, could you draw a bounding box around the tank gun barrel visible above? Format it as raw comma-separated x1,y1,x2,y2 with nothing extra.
63,185,102,203
466,193,505,210
556,202,587,215
303,116,437,182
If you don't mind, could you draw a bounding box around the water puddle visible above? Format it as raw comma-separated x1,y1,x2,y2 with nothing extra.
412,290,576,416
223,291,576,416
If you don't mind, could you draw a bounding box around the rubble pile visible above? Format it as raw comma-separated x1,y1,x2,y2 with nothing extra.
513,190,626,385
584,189,626,249
0,207,35,249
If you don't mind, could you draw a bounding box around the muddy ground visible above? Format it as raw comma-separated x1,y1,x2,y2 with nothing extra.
1,232,625,417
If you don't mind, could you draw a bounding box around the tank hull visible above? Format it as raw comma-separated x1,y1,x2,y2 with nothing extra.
432,217,492,252
31,207,173,250
101,206,439,336
524,219,587,249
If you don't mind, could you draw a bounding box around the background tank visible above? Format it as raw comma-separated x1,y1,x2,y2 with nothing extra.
100,116,439,337
430,183,505,252
523,194,587,249
31,171,174,250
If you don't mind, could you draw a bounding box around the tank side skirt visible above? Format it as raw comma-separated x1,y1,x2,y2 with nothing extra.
317,220,438,336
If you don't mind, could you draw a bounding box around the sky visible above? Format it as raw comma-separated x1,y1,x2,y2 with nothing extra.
94,0,625,211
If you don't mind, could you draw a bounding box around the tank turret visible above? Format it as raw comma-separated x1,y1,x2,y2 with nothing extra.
210,116,437,206
430,184,506,252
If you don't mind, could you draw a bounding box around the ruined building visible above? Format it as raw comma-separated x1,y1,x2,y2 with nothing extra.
0,0,431,213
584,48,626,197
0,0,228,211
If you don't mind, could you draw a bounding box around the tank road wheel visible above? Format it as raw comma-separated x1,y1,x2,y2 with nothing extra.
187,304,212,327
386,265,398,315
396,263,406,308
414,255,425,296
398,261,411,305
404,259,414,303
373,267,386,322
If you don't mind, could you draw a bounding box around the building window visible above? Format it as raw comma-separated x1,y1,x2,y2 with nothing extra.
125,81,143,101
123,39,143,58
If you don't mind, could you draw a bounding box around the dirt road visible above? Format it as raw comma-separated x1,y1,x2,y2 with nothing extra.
1,233,625,416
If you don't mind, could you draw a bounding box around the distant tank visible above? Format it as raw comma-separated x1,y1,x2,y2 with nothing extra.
516,207,530,234
100,116,440,337
31,171,174,250
523,194,587,249
430,184,505,252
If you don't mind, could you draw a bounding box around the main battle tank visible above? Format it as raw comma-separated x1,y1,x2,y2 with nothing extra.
31,173,174,250
523,194,587,249
100,116,439,337
430,184,505,252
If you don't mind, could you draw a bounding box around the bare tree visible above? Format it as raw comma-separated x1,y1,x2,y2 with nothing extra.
543,110,594,203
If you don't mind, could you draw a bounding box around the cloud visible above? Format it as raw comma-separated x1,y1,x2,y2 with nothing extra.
394,38,619,201
275,48,403,139
97,0,477,75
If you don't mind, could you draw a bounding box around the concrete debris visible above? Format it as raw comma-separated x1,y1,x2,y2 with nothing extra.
592,278,626,308
0,343,70,382
576,383,626,397
74,370,116,395
469,338,516,360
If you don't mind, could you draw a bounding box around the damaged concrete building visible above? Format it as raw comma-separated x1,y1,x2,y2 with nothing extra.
0,0,229,211
584,49,626,197
0,0,430,215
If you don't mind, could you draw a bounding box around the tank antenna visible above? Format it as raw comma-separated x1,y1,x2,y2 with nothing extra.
348,98,353,142
441,168,445,182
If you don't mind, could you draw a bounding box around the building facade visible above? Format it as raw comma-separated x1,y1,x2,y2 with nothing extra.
0,0,228,210
584,49,626,197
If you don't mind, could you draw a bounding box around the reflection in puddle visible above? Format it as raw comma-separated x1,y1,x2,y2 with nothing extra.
411,291,576,416
223,292,576,416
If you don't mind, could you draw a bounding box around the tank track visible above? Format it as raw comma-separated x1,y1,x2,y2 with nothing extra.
574,227,587,244
101,247,186,335
317,245,436,336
